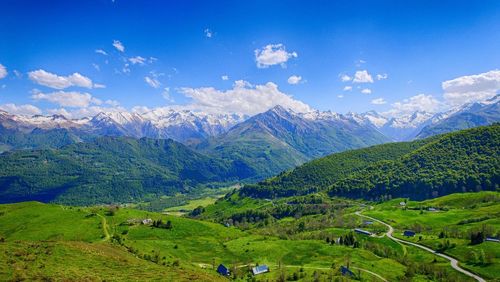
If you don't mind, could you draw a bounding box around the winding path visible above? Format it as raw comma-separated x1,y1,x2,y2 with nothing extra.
355,211,486,282
96,213,111,241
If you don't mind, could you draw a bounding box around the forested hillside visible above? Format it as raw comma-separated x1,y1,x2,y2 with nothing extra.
329,124,499,200
240,124,500,200
0,137,252,205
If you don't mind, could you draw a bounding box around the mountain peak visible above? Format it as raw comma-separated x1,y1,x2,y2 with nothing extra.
269,104,291,114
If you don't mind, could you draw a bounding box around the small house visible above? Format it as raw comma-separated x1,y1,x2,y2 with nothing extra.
403,230,416,237
399,202,406,206
354,228,372,236
486,237,500,243
340,266,354,277
217,264,230,276
252,265,269,275
428,207,437,212
142,218,153,225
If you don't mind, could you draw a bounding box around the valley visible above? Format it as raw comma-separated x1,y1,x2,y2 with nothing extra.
1,192,498,281
2,2,499,281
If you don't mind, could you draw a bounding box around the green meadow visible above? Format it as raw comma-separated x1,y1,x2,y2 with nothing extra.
364,192,500,280
1,192,499,281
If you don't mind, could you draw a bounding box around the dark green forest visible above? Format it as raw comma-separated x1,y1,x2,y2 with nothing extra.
240,124,500,200
0,137,253,205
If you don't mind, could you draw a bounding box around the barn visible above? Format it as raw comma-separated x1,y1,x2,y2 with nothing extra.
404,230,416,237
252,265,269,275
217,264,230,276
354,228,372,236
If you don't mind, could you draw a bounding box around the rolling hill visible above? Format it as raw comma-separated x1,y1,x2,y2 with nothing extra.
0,137,253,205
240,124,500,200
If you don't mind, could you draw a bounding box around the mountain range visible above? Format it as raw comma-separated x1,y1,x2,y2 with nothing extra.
0,95,498,192
2,96,498,147
349,95,500,141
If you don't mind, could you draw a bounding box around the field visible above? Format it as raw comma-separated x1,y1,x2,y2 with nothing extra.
0,192,499,281
364,192,500,280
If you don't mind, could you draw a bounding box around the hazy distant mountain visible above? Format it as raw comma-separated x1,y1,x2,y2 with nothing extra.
0,109,247,148
416,95,500,139
200,105,390,179
347,110,435,141
344,96,500,141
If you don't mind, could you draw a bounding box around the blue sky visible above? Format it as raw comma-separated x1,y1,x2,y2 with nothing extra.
0,0,499,117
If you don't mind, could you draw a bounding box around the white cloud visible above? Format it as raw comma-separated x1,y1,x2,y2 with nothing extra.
353,70,373,83
385,94,443,117
0,103,41,116
221,75,229,81
113,40,125,52
13,70,22,78
47,108,73,118
255,44,298,68
377,73,388,80
95,49,108,56
343,86,352,91
94,83,106,89
31,90,101,108
104,99,120,107
162,87,174,102
28,69,96,89
340,74,352,82
131,106,151,114
178,80,311,115
361,88,372,94
204,28,213,38
122,63,131,74
371,98,386,105
442,70,500,106
337,94,344,98
129,56,146,65
0,64,7,79
145,76,161,88
287,75,302,85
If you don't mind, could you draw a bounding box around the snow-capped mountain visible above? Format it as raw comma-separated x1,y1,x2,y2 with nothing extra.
0,110,87,132
201,105,390,178
415,95,500,139
0,108,247,145
344,110,434,141
1,95,498,149
346,95,500,141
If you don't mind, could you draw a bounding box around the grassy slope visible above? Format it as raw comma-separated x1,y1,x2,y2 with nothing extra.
0,201,412,281
3,192,497,281
0,202,223,281
0,241,222,281
365,192,500,279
